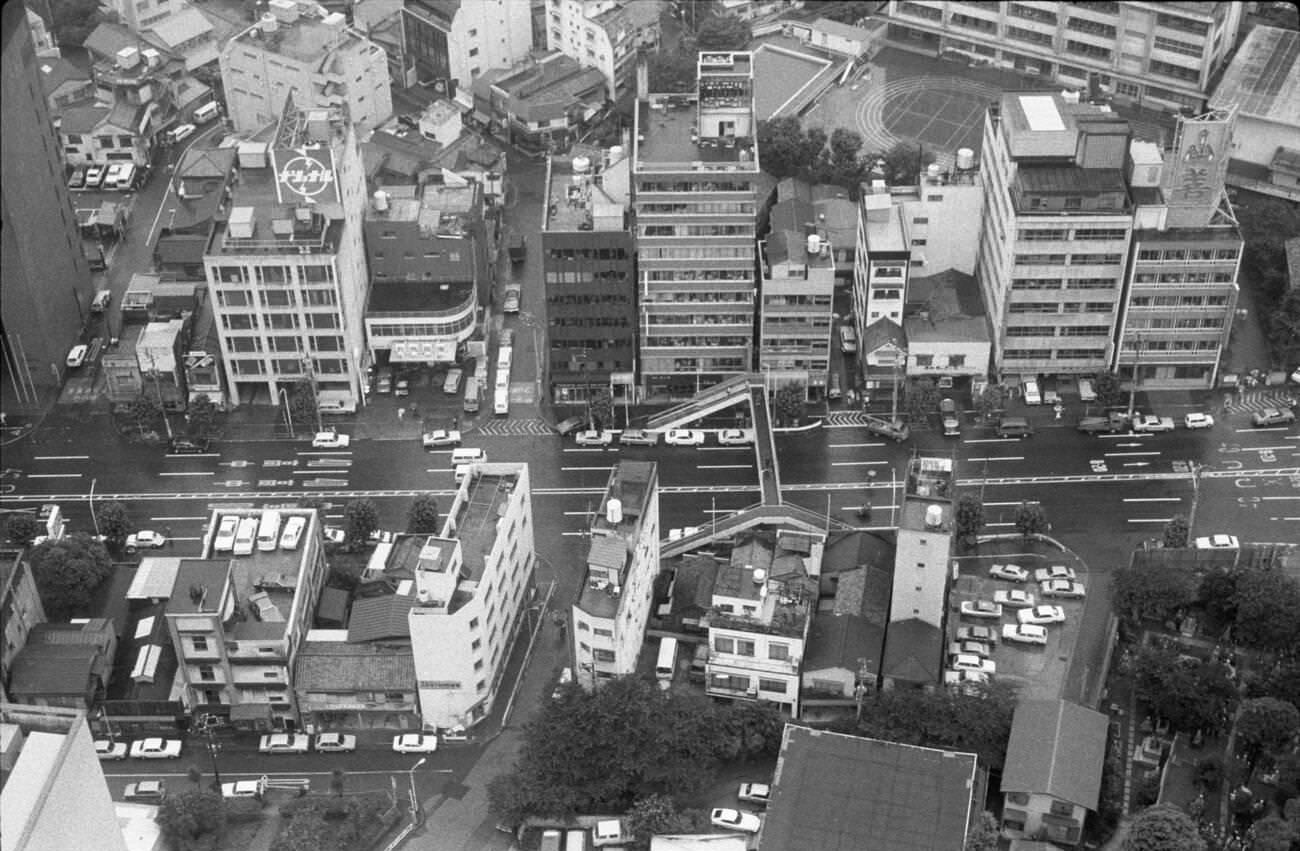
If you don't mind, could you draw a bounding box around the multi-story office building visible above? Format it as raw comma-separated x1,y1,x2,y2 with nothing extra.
163,508,328,729
220,4,392,134
976,91,1133,379
759,206,835,400
1117,115,1240,389
203,106,370,409
1,552,47,703
542,147,635,408
0,704,129,851
571,461,659,691
633,52,761,399
1,1,94,399
402,0,533,107
407,463,535,729
545,0,661,100
882,1,1242,113
854,192,910,330
363,178,486,367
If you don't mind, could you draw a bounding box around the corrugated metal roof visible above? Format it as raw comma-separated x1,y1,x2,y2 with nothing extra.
1001,699,1108,809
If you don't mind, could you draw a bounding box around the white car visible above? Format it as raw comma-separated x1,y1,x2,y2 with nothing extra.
1018,605,1066,625
948,640,992,659
129,738,182,759
442,368,463,395
213,515,239,552
710,808,761,833
552,667,574,700
667,526,701,542
738,783,771,806
169,123,196,144
124,780,166,802
66,344,89,368
324,526,347,544
314,733,357,753
1022,379,1042,405
717,429,754,446
222,780,264,799
312,431,351,448
279,515,306,550
259,733,310,754
1194,534,1240,550
664,429,705,446
422,429,462,448
1002,623,1049,645
95,740,127,760
1132,415,1175,433
956,625,998,644
1252,408,1296,427
949,653,996,674
392,734,438,754
1034,565,1076,583
574,429,614,446
994,589,1036,608
619,430,659,446
1041,579,1086,599
126,530,166,552
1184,413,1215,430
961,600,1003,619
944,669,990,689
988,563,1029,582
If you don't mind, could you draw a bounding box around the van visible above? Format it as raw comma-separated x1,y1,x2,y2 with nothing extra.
565,830,588,851
463,377,480,413
114,164,138,190
1077,378,1097,403
828,373,843,400
493,383,509,416
940,398,960,436
256,510,282,552
168,123,196,144
656,637,678,689
193,101,220,123
91,289,112,313
451,447,487,466
233,517,258,555
997,417,1034,438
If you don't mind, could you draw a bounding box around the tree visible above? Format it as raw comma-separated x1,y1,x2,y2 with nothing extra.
343,499,379,549
954,494,984,549
1197,568,1240,634
1252,815,1299,851
1112,563,1197,625
1234,697,1300,767
97,501,132,551
188,394,218,436
1161,514,1190,549
41,0,109,48
647,49,697,93
29,534,113,620
406,494,440,534
287,379,318,431
757,117,820,180
1122,803,1205,851
694,14,751,51
1012,503,1048,541
852,681,1018,770
905,379,941,426
964,812,1000,851
975,384,1006,421
126,394,163,438
1093,371,1124,407
1231,569,1300,651
1130,644,1238,736
155,790,228,851
815,128,868,193
1269,286,1300,361
625,794,693,851
589,387,614,432
772,384,804,426
6,513,44,547
881,140,935,186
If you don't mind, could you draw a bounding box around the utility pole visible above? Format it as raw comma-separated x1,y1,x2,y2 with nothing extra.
1127,334,1143,420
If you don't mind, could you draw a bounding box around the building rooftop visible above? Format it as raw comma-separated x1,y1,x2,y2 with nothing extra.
761,725,977,851
579,461,658,619
860,195,907,253
347,592,415,641
476,53,607,124
1015,164,1130,197
147,6,213,49
1002,699,1108,809
452,468,522,584
229,10,371,66
37,56,90,97
294,640,416,692
903,269,990,344
879,617,943,684
1209,26,1300,127
635,98,758,167
545,146,632,232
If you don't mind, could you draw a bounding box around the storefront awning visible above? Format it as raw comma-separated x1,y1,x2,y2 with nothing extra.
391,339,457,363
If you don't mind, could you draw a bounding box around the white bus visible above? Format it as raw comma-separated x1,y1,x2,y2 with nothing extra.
494,382,509,416
656,637,678,689
256,510,282,552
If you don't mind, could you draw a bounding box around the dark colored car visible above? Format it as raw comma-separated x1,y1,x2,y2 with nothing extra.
554,416,587,436
168,437,212,454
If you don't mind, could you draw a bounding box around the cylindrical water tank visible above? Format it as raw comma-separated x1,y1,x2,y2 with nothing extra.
927,163,941,178
608,145,624,160
807,234,821,255
606,498,622,524
957,148,975,170
260,12,278,33
373,190,388,211
572,155,591,174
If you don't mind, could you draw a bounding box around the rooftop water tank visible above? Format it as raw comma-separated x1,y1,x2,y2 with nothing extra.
606,498,622,524
572,155,591,174
608,145,624,160
927,162,941,178
806,233,821,255
373,190,389,212
956,148,975,170
925,504,943,528
260,12,278,33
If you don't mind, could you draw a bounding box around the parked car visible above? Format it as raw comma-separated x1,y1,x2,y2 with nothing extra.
130,738,182,759
1022,379,1042,405
940,398,960,435
988,563,1029,582
168,437,211,454
395,378,410,397
442,368,463,395
1034,565,1076,583
1040,579,1086,599
169,123,196,144
1018,605,1066,625
960,600,1003,619
994,589,1035,608
949,653,996,674
554,416,586,436
84,165,106,188
1076,416,1121,435
259,733,310,754
422,429,462,448
1077,378,1096,402
126,530,166,552
738,783,771,806
502,285,521,314
95,740,127,760
1002,623,1049,645
551,667,574,700
710,808,761,834
392,734,438,754
1194,534,1239,549
312,431,351,448
1252,408,1296,427
863,415,910,442
667,526,701,541
222,780,264,799
124,780,166,802
838,325,857,353
376,372,393,394
323,526,347,545
314,733,357,753
1184,413,1215,429
213,515,239,552
717,429,754,446
956,625,998,644
66,344,88,368
1132,414,1175,433
68,166,87,189
440,727,471,744
575,429,614,446
944,669,990,689
948,640,992,659
91,289,112,313
619,429,659,446
665,429,705,446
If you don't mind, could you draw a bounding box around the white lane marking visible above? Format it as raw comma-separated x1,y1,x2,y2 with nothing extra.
829,442,885,448
27,473,83,478
698,464,752,470
1127,518,1172,524
560,466,615,472
1123,497,1181,503
1104,451,1161,457
966,456,1025,462
33,455,91,461
160,471,215,477
831,460,891,466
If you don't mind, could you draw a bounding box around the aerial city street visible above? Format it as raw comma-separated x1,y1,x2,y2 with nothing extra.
2,1,1299,850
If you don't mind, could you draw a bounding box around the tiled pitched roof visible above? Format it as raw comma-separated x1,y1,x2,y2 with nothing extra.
347,593,415,642
295,641,415,691
1002,699,1108,809
880,617,942,683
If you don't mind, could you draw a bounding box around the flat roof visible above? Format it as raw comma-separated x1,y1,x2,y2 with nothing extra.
452,469,520,583
578,461,657,618
1209,26,1300,127
635,99,756,167
545,150,631,232
230,14,370,65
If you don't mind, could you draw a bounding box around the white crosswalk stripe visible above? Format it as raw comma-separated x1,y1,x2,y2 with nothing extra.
470,418,556,437
1223,390,1296,414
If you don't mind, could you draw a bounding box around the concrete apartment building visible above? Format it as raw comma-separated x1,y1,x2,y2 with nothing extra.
759,204,835,401
571,461,660,692
220,2,392,135
401,0,534,106
363,177,487,367
976,91,1134,380
545,0,661,100
472,52,608,158
407,463,536,730
882,1,1242,113
541,146,635,409
163,508,329,729
1,704,129,851
1,1,94,399
633,52,762,399
1,552,47,703
203,107,370,410
101,0,185,33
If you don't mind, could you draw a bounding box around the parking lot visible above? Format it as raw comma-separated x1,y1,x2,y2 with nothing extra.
950,541,1091,701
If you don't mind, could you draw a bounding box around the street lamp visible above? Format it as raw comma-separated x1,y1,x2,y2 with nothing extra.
278,387,295,439
202,722,223,793
302,358,323,433
407,757,427,818
88,478,101,537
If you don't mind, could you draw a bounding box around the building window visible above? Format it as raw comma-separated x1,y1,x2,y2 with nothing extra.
192,636,209,651
758,678,787,694
1050,800,1075,817
714,636,734,653
198,665,215,681
469,47,478,57
768,643,789,661
736,639,755,657
469,618,479,630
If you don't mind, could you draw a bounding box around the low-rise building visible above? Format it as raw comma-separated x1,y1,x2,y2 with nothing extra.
58,99,157,168
1,551,48,703
5,622,116,711
36,55,95,114
759,205,835,401
473,52,609,158
293,631,419,731
545,0,661,100
903,269,991,386
144,7,218,72
784,17,875,59
401,0,534,106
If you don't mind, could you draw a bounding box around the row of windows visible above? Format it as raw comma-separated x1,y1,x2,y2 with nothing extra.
1136,248,1238,262
639,202,755,215
659,357,748,371
545,247,630,261
640,246,753,260
1066,16,1116,38
645,270,750,282
1130,295,1230,307
218,290,337,308
1008,3,1055,25
372,250,464,263
764,294,833,307
544,271,629,285
642,292,753,303
1006,325,1110,337
1156,12,1210,37
1008,302,1115,314
227,335,344,353
1011,278,1119,290
1065,39,1111,60
1134,272,1235,284
1006,25,1052,47
1149,59,1200,83
549,316,632,328
1153,35,1204,59
913,354,967,368
1019,227,1128,242
638,180,752,193
646,336,750,348
897,2,941,21
227,357,348,376
1004,348,1106,361
648,313,756,326
368,315,475,337
1128,317,1224,330
213,265,333,285
642,224,754,238
949,12,997,33
1123,339,1221,352
713,636,792,660
1015,253,1121,266
546,293,632,305
222,313,340,331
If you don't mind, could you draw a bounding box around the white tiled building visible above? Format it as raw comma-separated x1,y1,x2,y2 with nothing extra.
545,0,661,100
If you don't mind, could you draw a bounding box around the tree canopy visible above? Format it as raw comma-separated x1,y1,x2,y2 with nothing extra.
848,680,1019,770
97,501,132,551
343,499,379,549
5,514,44,547
694,14,751,51
1234,697,1300,764
1160,515,1189,549
1113,562,1197,625
155,790,228,851
406,494,440,534
1129,644,1238,735
29,534,113,619
1230,569,1300,651
954,494,984,550
1013,503,1049,541
1123,803,1205,851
